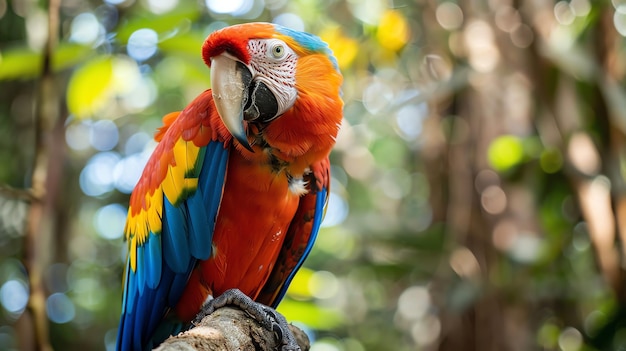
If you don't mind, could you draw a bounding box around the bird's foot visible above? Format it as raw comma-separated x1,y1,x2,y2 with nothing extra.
193,288,301,351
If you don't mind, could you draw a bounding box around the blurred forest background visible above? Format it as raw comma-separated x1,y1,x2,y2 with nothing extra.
2,0,626,350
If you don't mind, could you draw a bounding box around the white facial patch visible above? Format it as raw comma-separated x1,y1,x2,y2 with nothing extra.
246,39,298,117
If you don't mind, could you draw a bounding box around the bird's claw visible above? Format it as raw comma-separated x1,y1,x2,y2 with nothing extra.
194,288,301,351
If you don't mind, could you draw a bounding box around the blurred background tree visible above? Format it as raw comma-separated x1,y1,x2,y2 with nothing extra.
2,0,626,350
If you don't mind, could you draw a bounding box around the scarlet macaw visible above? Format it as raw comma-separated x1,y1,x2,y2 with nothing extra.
116,23,343,351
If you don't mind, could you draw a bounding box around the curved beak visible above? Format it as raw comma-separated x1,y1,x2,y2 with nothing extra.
210,53,254,151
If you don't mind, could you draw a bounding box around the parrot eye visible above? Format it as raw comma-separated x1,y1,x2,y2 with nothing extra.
270,42,286,59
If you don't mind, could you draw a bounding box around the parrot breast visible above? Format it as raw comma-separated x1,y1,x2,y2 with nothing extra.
174,148,300,321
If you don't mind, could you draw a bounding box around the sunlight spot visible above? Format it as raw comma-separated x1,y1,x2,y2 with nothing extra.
397,286,430,321
558,327,582,351
395,103,427,141
104,329,117,351
113,151,151,193
0,280,28,316
342,146,375,181
571,0,591,17
363,80,393,114
273,13,304,32
146,0,178,14
492,219,517,252
510,232,542,263
567,132,600,175
511,24,534,48
347,0,384,25
120,77,157,111
449,247,481,278
436,2,463,31
411,314,441,346
124,132,151,155
70,13,104,45
615,11,626,36
310,340,341,351
494,6,521,33
613,0,626,13
309,271,338,299
379,168,412,199
46,293,75,324
321,192,348,227
554,1,575,25
25,10,47,50
94,204,127,240
481,185,507,215
90,119,119,151
66,120,93,151
74,278,105,310
127,28,158,61
80,152,121,197
464,20,500,72
206,0,249,15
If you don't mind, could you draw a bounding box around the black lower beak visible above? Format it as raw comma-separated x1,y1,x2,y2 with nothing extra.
243,81,279,124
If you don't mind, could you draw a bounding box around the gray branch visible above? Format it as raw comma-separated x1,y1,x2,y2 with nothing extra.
154,307,310,351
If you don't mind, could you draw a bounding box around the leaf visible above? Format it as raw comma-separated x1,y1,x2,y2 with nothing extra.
53,44,95,72
115,10,201,44
0,48,40,80
319,26,358,69
66,56,114,118
0,43,93,80
277,299,344,329
487,135,525,172
159,32,206,58
376,10,409,51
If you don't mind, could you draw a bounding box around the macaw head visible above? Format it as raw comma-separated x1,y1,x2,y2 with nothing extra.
202,23,342,152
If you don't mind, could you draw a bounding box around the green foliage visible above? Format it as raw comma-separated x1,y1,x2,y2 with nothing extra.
3,1,626,351
67,56,114,118
0,43,92,80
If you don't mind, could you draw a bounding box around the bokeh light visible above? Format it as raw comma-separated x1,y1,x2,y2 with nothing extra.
127,29,159,61
321,192,348,227
394,102,427,141
90,119,119,151
120,76,157,111
46,293,75,324
69,13,104,45
397,285,430,321
79,152,121,196
0,280,28,317
66,120,93,151
146,0,178,14
436,2,463,31
113,145,154,193
94,204,127,240
206,0,252,16
273,13,305,32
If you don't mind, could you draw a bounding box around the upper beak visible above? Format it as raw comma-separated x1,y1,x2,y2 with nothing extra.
210,53,254,151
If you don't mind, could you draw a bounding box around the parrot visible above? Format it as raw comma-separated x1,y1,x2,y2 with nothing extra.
115,22,343,351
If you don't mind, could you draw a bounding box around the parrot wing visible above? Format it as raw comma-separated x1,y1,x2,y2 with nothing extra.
257,157,331,308
117,92,230,351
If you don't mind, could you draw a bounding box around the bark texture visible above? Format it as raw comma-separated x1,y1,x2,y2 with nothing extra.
155,307,310,351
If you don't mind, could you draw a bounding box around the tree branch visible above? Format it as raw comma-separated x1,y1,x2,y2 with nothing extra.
21,0,62,350
155,307,310,351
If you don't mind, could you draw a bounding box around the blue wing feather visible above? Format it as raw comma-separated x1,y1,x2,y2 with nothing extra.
162,198,190,273
145,235,162,289
186,191,212,260
117,140,229,351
